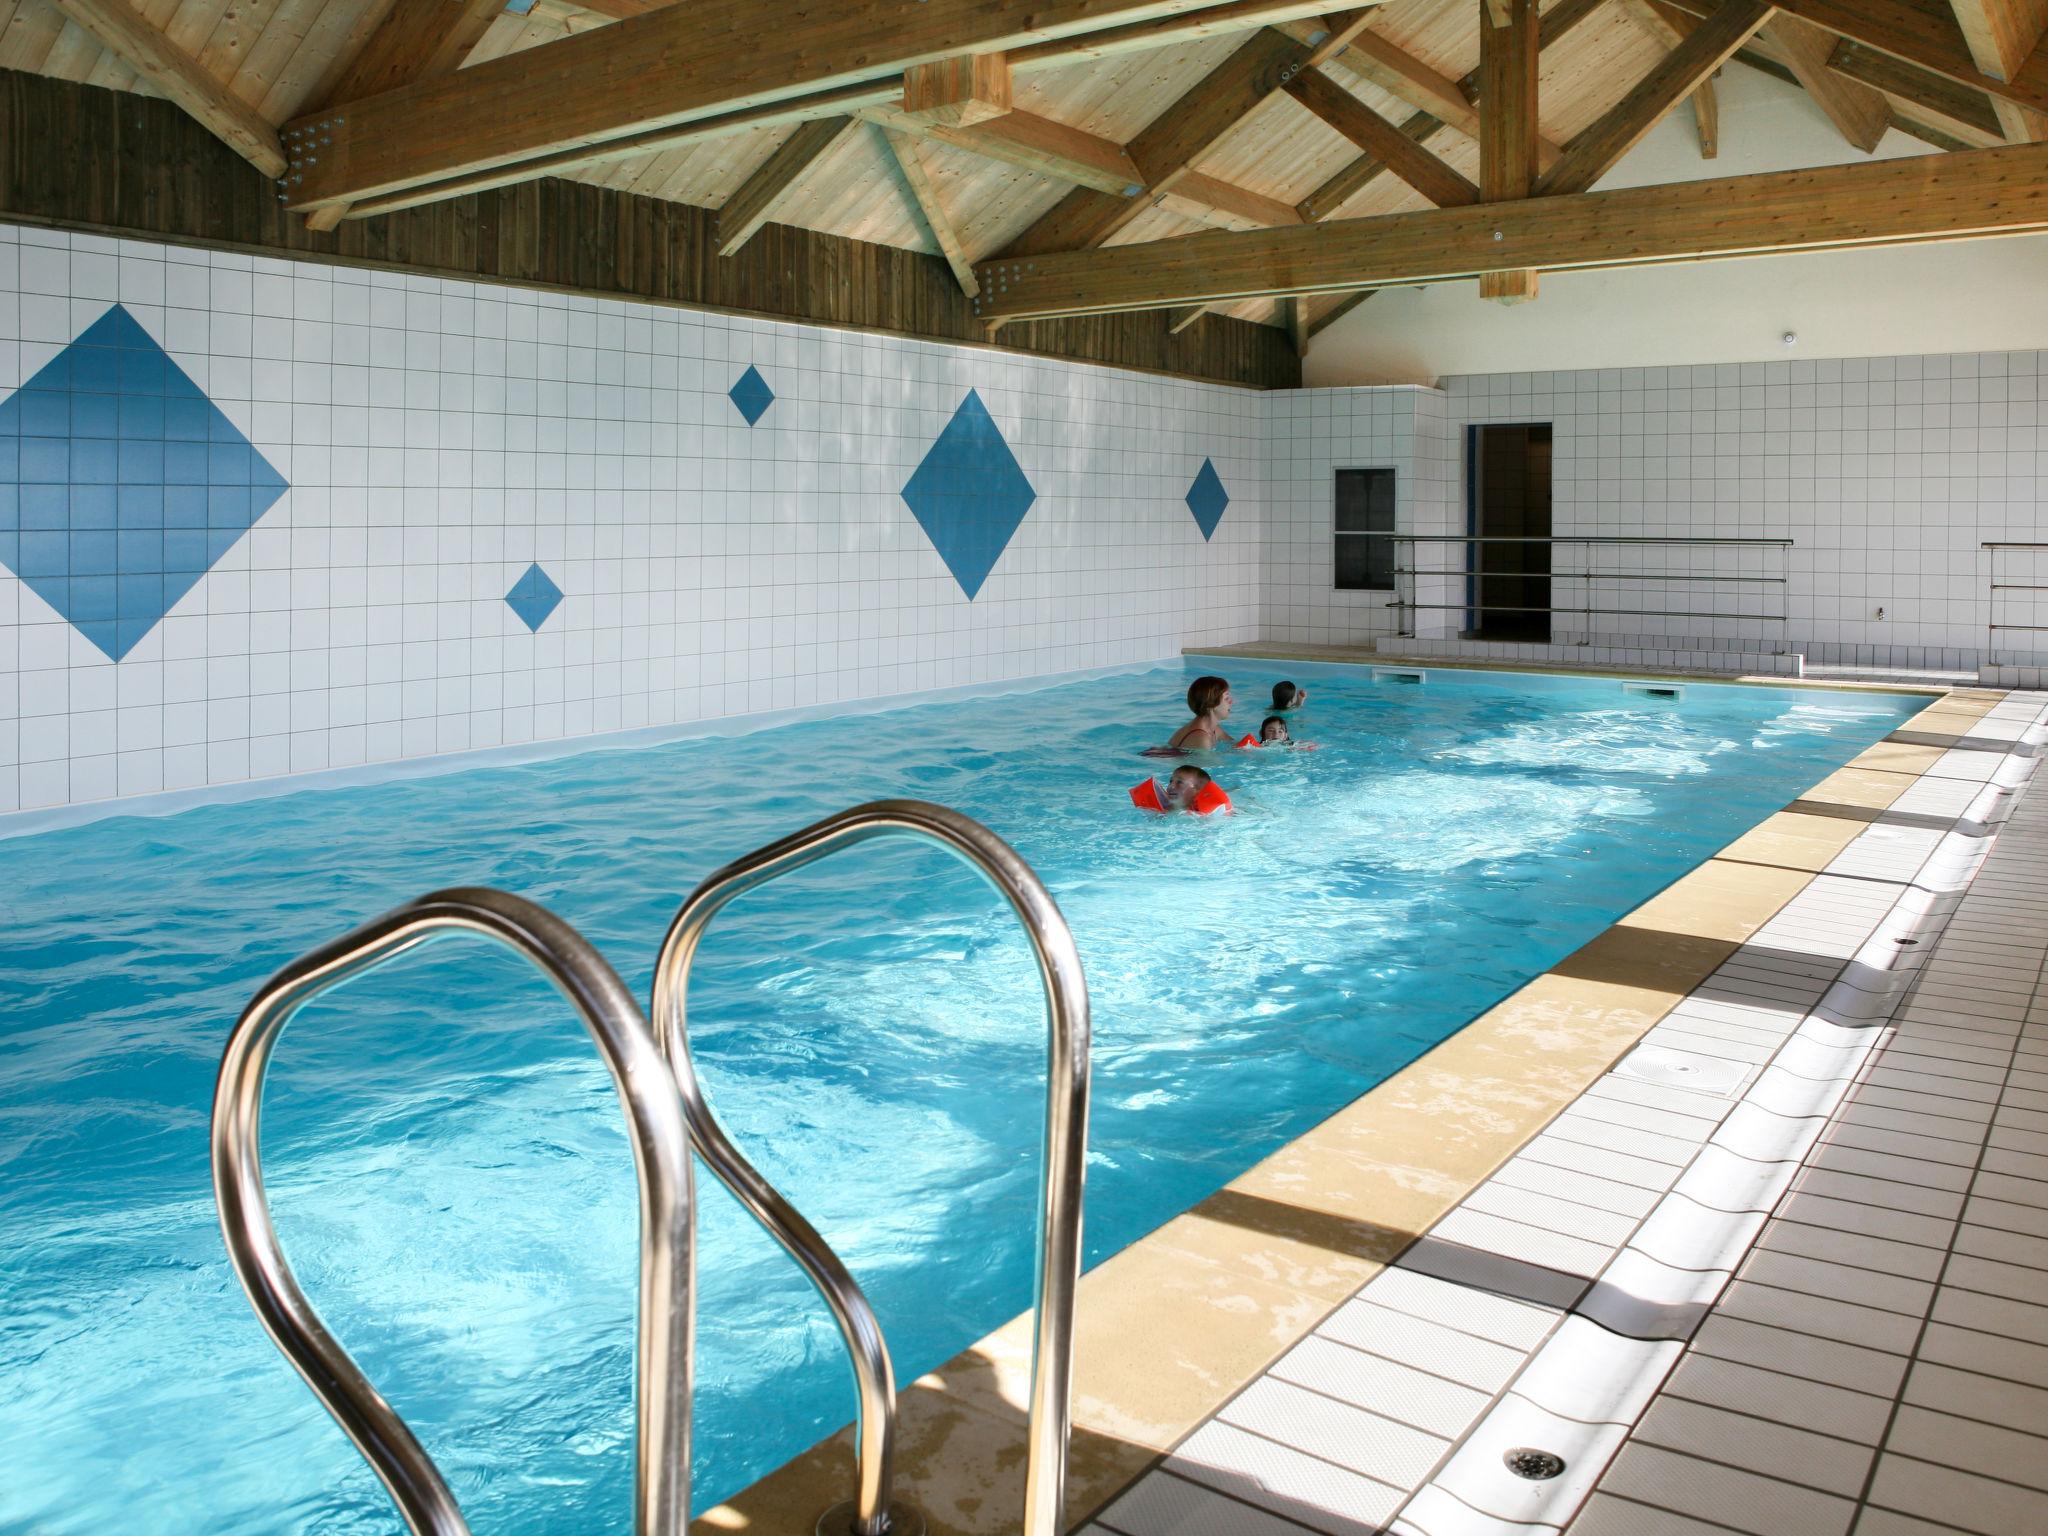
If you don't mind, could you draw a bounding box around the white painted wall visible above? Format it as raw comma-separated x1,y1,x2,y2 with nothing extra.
1304,63,2048,386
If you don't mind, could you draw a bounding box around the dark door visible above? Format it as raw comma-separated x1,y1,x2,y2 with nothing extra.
1468,424,1553,641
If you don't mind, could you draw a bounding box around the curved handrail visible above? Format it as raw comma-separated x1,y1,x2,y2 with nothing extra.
652,800,1091,1536
210,888,696,1536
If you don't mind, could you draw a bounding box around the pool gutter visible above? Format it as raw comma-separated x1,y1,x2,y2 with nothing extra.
697,680,2000,1536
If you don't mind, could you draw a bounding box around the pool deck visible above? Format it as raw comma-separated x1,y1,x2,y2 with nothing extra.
701,679,2045,1536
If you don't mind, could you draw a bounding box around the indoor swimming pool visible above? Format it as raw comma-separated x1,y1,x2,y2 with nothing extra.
0,660,1923,1533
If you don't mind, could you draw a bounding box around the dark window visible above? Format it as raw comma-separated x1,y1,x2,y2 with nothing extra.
1334,468,1396,591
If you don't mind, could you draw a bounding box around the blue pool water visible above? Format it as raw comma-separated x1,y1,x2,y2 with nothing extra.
0,661,1919,1533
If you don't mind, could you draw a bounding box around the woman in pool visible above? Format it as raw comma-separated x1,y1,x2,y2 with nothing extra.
1162,675,1234,752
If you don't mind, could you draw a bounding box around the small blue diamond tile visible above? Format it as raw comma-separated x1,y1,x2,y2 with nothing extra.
0,304,288,661
1186,458,1230,541
505,563,563,632
901,389,1036,600
728,364,774,426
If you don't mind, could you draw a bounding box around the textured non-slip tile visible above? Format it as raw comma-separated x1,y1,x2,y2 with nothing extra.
1218,1376,1449,1491
1364,1265,1559,1351
1461,1182,1643,1250
1866,1453,2048,1535
1594,1441,1855,1536
1713,1278,1922,1355
1690,1314,1910,1398
1316,1301,1529,1395
1734,1247,1936,1318
1514,1135,1683,1193
1772,1189,1957,1249
1095,1469,1325,1536
1169,1419,1401,1536
1267,1335,1490,1441
1630,1394,1874,1499
1904,1360,2048,1439
1660,1350,1895,1444
1489,1156,1662,1220
1565,1490,1747,1535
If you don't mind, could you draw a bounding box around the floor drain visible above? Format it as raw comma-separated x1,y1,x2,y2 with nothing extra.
1895,937,1921,946
1504,1448,1566,1481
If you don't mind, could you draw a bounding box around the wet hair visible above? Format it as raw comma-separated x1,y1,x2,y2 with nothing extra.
1271,681,1300,709
1260,715,1288,741
1168,764,1213,791
1186,675,1230,716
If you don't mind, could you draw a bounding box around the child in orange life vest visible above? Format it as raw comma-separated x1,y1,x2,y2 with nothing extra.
1130,764,1232,814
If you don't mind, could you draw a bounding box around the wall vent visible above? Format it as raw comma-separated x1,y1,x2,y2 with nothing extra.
1623,681,1684,701
1372,667,1426,685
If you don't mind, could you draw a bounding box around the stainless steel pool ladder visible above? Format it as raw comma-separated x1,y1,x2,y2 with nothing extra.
653,800,1092,1536
209,801,1092,1536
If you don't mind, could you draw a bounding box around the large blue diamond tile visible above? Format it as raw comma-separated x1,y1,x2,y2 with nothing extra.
0,304,287,662
1186,457,1230,541
900,390,1035,600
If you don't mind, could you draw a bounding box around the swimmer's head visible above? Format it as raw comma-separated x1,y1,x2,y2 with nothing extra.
1187,675,1232,720
1260,715,1289,743
1164,764,1212,811
1272,680,1304,709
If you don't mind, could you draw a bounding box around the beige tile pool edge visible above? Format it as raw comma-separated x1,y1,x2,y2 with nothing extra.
693,686,2004,1536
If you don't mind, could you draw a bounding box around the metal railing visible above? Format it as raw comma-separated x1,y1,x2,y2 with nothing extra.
211,888,696,1536
211,804,1092,1536
1365,533,1796,652
653,801,1091,1536
1984,542,2048,666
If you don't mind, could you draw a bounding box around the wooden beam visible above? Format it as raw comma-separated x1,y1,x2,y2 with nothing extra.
1001,26,1310,257
289,0,1353,210
1002,0,1348,68
1285,295,1308,354
857,105,1143,194
1286,67,1481,206
302,0,506,234
1481,0,1540,304
1302,7,1382,68
1536,0,1775,197
1766,13,1891,151
972,138,2048,320
1167,304,1211,332
1949,0,2048,81
1167,170,1305,228
47,0,284,177
1828,37,2007,145
876,123,980,295
1664,0,2048,116
901,52,1012,127
1691,72,1721,156
1301,21,1565,168
1951,0,2048,139
313,0,503,105
716,116,861,256
1541,0,1611,48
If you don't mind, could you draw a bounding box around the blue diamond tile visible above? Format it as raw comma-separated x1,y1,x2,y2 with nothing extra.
506,562,563,632
901,390,1036,600
0,304,287,662
728,364,775,426
1186,458,1230,541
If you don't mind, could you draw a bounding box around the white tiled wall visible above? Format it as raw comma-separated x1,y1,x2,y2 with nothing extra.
0,222,1265,812
1264,355,2048,670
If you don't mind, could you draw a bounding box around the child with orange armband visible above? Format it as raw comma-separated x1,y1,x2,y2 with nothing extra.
1131,764,1232,815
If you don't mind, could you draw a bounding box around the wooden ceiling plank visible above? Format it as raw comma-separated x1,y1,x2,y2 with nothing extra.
1480,0,1541,304
1767,12,1892,150
1664,0,2048,116
1828,36,2006,144
1285,65,1481,206
1000,26,1311,258
876,122,981,295
287,0,1357,210
972,137,2048,320
48,0,284,175
716,115,863,255
1536,0,1776,196
1615,0,1728,160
